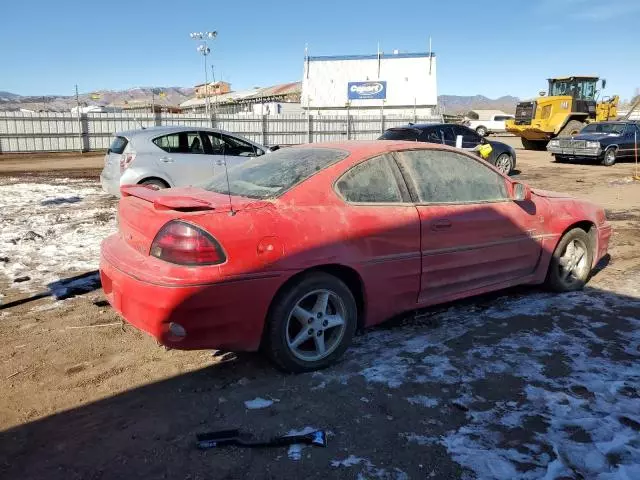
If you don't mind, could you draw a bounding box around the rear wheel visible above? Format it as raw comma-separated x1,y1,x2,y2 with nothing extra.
476,126,488,137
494,153,514,175
555,155,569,163
264,272,357,373
139,178,169,190
602,147,617,166
545,228,593,292
521,138,547,151
558,120,585,137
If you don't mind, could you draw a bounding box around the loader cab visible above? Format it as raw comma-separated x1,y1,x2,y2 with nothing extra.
547,76,600,118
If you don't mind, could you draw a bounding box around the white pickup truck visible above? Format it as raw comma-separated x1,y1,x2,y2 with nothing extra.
463,110,514,137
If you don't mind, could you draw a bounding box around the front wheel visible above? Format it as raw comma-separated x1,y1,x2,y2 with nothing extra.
602,148,616,166
264,272,357,373
545,228,593,292
494,153,514,175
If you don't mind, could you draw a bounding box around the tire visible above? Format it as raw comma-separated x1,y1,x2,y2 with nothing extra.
494,153,514,175
555,155,568,163
140,178,169,190
545,228,594,292
521,138,548,151
264,272,358,373
476,126,488,137
558,120,585,137
601,147,616,166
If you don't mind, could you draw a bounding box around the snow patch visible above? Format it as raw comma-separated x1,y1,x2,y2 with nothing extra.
0,179,116,293
244,397,274,409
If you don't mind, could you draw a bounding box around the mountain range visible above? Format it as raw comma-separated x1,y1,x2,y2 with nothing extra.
0,87,194,112
0,87,519,113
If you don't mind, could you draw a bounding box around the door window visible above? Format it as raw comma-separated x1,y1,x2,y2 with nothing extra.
336,154,405,203
153,132,205,154
397,149,508,204
204,132,258,156
452,126,481,147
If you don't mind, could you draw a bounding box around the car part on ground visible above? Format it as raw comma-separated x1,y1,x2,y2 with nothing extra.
100,126,270,196
506,75,619,150
196,429,327,449
100,141,611,372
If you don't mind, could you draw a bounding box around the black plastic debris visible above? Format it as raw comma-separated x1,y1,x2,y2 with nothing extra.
13,276,31,283
48,271,101,300
196,429,327,450
22,231,44,241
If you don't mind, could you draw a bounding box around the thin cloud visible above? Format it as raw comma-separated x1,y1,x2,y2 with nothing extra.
539,0,640,20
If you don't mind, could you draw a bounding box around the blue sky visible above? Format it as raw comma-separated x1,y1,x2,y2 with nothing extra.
1,0,638,100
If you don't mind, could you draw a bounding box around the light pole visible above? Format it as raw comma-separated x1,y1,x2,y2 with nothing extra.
190,31,217,118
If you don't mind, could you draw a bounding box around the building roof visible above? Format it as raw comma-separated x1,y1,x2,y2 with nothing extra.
548,76,599,81
308,52,435,61
193,80,231,88
180,82,301,108
245,82,301,100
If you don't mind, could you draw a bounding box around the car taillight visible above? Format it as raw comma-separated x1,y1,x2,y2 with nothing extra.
120,152,136,172
150,221,226,266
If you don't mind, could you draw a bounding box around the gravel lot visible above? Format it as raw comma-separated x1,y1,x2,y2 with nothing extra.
1,141,639,480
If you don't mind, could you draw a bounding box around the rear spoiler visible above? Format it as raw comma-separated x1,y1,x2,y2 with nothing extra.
120,185,215,211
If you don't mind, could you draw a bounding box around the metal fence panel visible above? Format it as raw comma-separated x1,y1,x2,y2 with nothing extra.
0,111,443,153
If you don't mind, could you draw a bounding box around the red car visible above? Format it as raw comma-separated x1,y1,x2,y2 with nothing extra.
100,141,611,372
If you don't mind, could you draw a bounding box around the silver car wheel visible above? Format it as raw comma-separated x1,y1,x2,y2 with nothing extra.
285,289,347,362
557,238,589,287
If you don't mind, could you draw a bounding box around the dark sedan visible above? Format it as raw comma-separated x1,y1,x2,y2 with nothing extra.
379,123,516,174
547,121,640,166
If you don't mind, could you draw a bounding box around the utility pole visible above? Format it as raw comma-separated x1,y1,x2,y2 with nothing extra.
190,31,217,120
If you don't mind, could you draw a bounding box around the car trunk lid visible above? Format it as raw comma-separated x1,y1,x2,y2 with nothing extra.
118,185,271,254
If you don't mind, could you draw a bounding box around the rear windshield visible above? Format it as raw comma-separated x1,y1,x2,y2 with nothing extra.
378,128,420,141
202,147,349,199
581,123,626,135
108,136,128,154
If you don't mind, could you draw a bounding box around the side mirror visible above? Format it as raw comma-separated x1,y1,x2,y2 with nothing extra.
601,79,607,90
512,182,531,202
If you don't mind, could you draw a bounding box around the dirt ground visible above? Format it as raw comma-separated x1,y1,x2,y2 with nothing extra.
0,141,639,479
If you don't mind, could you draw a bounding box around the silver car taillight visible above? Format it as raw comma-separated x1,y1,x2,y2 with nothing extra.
120,152,136,172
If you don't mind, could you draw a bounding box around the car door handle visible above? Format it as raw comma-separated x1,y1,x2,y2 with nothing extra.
431,220,452,231
160,156,173,163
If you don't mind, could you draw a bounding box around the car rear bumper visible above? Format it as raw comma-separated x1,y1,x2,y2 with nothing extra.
100,235,283,351
100,171,121,196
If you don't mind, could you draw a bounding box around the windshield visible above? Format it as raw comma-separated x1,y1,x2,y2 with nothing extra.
581,123,626,135
378,128,420,141
202,147,349,199
549,79,597,100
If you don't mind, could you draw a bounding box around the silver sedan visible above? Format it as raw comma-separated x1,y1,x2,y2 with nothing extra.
100,126,271,195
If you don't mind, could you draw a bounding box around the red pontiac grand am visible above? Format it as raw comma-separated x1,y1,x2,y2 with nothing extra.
100,141,611,372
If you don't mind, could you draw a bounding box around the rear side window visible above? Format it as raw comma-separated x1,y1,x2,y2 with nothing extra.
203,147,349,199
397,149,508,204
378,128,420,141
336,155,403,203
108,136,128,154
153,133,180,153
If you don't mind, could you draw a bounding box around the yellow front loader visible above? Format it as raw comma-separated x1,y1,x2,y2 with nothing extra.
506,76,619,150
